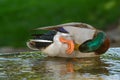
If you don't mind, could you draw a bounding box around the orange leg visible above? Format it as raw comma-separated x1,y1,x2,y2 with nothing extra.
59,37,74,55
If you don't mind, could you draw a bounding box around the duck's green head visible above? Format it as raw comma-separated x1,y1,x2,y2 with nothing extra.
79,31,110,54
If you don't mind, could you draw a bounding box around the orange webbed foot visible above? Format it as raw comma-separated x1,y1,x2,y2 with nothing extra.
59,37,74,55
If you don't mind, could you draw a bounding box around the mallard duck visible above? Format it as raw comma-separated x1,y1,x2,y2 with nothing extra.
27,22,110,58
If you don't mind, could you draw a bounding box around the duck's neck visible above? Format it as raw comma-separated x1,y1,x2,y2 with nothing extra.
79,31,106,53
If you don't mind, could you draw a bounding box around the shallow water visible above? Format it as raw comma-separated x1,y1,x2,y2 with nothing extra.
0,48,120,80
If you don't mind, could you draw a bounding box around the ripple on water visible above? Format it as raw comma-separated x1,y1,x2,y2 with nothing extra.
0,48,120,80
102,48,120,59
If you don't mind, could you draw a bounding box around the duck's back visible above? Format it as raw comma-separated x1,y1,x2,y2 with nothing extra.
63,26,96,44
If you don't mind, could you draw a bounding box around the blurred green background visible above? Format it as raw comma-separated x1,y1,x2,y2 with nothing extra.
0,0,120,48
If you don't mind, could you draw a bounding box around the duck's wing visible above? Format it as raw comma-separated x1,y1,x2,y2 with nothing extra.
32,31,57,41
35,22,95,33
27,31,57,50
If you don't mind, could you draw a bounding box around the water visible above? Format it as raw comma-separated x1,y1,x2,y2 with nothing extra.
0,48,120,80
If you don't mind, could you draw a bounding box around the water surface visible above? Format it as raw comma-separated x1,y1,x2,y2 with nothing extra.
0,48,120,80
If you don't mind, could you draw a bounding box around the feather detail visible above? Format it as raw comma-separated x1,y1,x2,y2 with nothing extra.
27,31,57,50
56,27,68,33
27,40,52,50
30,39,52,42
32,31,57,41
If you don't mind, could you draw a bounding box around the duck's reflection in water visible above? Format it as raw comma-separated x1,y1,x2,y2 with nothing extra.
32,57,110,80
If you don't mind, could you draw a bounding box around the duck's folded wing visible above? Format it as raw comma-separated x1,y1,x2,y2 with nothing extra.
27,31,57,50
27,39,53,50
32,31,57,41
